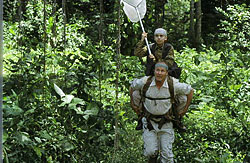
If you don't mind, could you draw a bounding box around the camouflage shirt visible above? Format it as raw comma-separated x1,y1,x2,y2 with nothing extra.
134,40,175,67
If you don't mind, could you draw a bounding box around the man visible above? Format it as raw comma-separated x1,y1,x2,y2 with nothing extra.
134,28,180,79
129,62,194,163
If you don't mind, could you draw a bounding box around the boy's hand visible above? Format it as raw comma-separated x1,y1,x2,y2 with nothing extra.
141,32,147,41
149,54,155,61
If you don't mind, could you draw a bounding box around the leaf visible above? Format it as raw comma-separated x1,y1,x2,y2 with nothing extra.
4,105,23,116
74,107,84,115
33,147,42,158
9,28,16,35
84,109,98,116
24,108,35,116
39,130,52,140
83,114,89,120
17,132,31,144
229,84,242,91
86,102,99,115
3,131,8,143
61,141,75,151
34,137,42,143
81,0,90,3
68,103,76,110
59,101,67,107
54,83,65,97
194,158,203,162
62,95,74,104
82,103,99,120
119,111,125,116
72,98,85,105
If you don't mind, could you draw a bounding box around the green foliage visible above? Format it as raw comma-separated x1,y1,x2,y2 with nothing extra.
175,106,247,162
216,4,250,54
173,46,249,162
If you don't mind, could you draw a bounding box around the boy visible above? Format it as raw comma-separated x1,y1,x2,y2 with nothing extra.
134,28,180,78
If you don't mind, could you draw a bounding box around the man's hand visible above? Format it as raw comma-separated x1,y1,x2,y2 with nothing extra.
129,87,142,115
131,101,141,115
179,89,194,117
178,109,187,117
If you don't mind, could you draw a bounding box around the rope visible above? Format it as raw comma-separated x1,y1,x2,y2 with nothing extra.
0,0,4,160
18,0,23,58
62,0,66,48
43,0,47,74
52,0,57,75
112,1,121,162
43,0,47,103
62,0,67,88
98,0,104,103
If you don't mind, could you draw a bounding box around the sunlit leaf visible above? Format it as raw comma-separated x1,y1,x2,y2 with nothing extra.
17,132,31,144
3,131,8,143
62,95,74,104
54,83,65,97
74,107,84,115
72,97,85,105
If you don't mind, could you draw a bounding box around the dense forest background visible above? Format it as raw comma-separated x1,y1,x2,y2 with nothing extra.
3,0,249,162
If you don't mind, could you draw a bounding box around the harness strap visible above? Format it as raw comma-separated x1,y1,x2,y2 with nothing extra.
167,75,175,104
143,108,172,130
142,76,153,100
145,96,171,100
167,76,179,118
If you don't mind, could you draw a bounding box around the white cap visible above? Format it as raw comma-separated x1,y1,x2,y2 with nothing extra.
154,28,167,36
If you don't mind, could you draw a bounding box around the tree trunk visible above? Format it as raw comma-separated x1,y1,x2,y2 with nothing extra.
189,0,195,47
162,1,165,26
18,0,23,56
62,0,67,49
99,0,104,43
154,0,165,28
195,0,202,50
51,0,57,48
98,0,104,103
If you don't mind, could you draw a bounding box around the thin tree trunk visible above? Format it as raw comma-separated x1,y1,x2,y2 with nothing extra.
43,0,47,75
62,0,67,87
189,0,195,47
43,0,47,111
112,1,121,163
98,0,104,103
161,0,165,26
51,0,57,48
18,0,23,57
99,0,104,43
62,0,67,49
155,0,165,28
195,0,202,50
0,0,3,159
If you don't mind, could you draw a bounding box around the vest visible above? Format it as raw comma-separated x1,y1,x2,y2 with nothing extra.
145,43,181,79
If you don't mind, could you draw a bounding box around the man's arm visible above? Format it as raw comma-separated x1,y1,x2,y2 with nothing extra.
129,86,141,115
179,89,194,117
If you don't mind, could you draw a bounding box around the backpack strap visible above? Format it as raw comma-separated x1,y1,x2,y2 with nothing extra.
167,75,175,104
142,76,153,99
166,75,179,120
